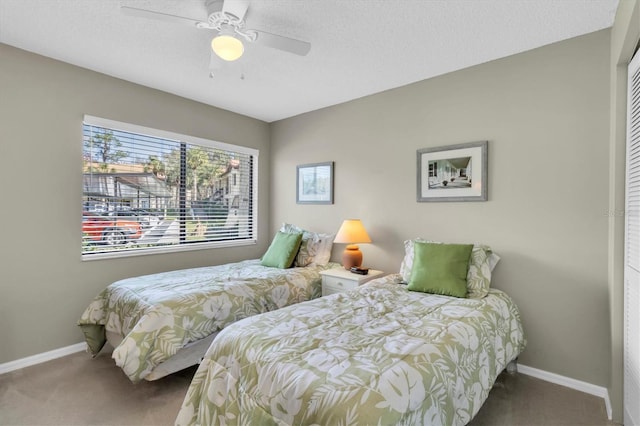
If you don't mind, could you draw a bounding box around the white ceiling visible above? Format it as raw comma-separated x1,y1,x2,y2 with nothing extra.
0,0,619,123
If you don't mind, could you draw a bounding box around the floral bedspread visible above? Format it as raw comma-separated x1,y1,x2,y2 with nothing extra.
176,275,526,426
78,260,334,382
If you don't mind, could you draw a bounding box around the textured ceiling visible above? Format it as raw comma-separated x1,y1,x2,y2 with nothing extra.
0,0,619,122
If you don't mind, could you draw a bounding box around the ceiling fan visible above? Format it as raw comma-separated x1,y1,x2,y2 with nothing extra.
121,0,311,71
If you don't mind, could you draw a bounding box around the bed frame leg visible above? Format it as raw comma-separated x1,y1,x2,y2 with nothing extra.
506,359,518,375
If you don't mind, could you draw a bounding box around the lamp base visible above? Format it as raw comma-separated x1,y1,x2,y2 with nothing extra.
342,244,363,270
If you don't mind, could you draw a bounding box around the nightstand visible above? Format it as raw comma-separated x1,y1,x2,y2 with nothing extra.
320,268,384,296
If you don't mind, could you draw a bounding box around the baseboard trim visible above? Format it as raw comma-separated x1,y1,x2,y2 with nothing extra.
0,342,86,376
518,364,612,420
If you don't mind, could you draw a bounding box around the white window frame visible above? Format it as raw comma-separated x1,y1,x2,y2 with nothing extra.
82,115,258,261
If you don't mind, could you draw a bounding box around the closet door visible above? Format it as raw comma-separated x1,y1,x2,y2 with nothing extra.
625,51,640,426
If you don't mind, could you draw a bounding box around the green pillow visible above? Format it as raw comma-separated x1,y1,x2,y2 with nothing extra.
407,242,474,298
260,231,303,269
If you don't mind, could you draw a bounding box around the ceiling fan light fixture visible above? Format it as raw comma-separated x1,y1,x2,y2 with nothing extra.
211,31,244,61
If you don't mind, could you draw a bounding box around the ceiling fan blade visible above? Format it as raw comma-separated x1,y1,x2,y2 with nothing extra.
120,6,202,27
250,30,311,56
222,0,250,21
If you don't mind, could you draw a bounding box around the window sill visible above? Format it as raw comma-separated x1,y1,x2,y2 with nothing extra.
81,238,257,261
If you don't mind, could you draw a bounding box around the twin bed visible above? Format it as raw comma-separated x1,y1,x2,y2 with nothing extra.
176,275,525,425
78,223,337,382
78,259,337,382
78,232,526,425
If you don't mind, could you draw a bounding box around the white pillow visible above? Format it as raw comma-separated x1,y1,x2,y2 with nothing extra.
399,238,500,298
280,223,335,266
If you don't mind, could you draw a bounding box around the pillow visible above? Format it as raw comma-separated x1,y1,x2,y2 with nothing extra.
407,242,474,298
280,223,335,266
467,244,500,298
260,231,303,269
400,238,500,298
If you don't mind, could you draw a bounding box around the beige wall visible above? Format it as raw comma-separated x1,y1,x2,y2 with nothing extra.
0,43,271,363
271,30,611,389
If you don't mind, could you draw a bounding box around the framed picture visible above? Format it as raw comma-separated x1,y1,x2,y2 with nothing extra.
296,161,334,204
417,141,488,202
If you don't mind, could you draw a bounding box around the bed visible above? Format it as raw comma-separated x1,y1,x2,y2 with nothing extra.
78,224,336,383
175,241,526,426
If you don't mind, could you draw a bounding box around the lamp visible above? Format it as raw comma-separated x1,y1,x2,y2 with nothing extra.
334,219,372,270
211,27,244,61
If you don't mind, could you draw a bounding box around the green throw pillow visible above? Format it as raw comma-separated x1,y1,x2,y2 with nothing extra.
407,242,474,298
260,231,303,269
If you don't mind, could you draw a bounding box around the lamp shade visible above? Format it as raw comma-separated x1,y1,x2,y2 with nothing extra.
211,31,244,61
334,219,372,244
334,219,371,269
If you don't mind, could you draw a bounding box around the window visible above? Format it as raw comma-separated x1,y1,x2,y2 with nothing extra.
82,115,258,259
428,162,437,177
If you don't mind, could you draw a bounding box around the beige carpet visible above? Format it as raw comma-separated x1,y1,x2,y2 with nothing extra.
0,349,617,426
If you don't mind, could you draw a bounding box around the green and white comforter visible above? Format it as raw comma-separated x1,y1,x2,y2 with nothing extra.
78,259,334,382
176,275,526,426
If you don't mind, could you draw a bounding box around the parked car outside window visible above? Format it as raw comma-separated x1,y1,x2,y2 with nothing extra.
82,212,142,245
110,209,162,229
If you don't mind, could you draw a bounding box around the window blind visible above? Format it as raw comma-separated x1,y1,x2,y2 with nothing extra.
82,116,257,258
